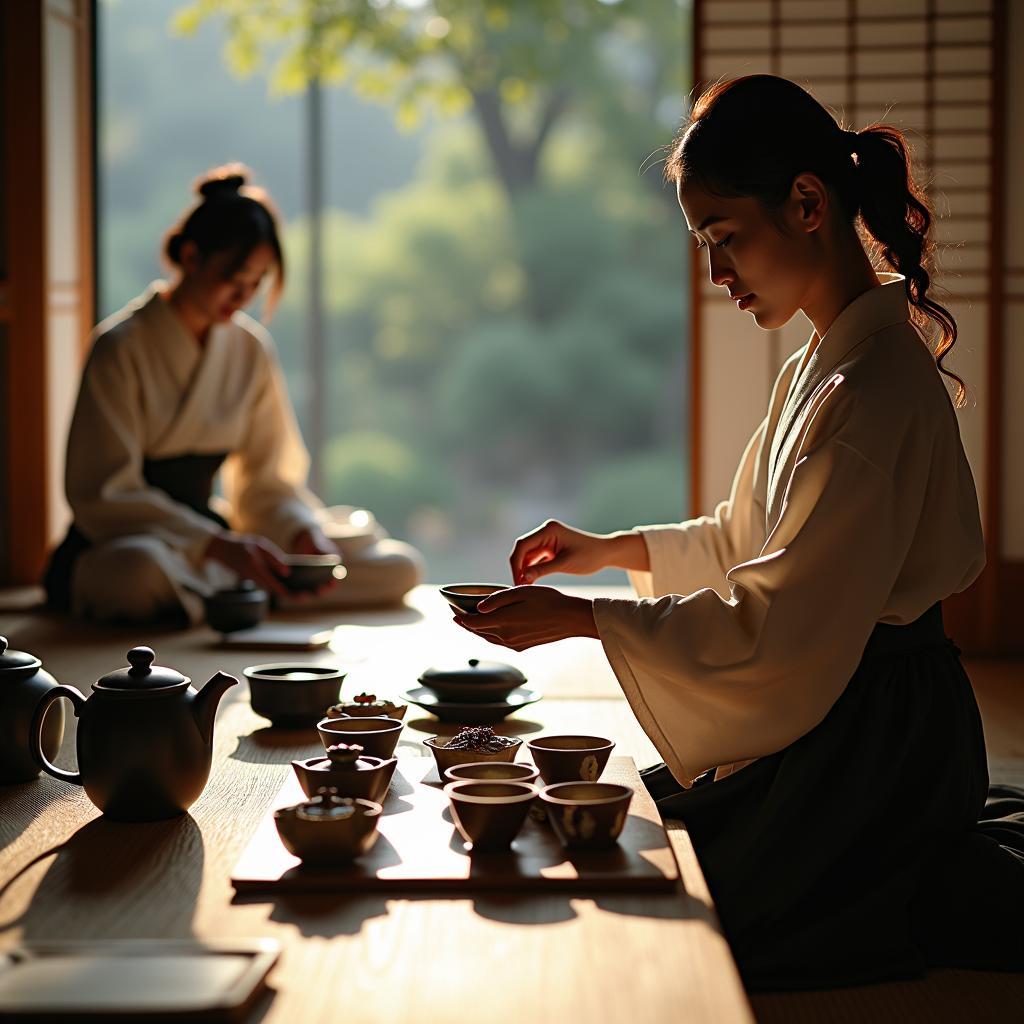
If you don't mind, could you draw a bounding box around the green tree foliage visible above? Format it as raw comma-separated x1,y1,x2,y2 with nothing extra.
137,1,693,576
174,0,690,198
272,121,687,539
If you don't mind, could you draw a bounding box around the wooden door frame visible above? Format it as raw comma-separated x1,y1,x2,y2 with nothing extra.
1,2,48,586
0,0,95,587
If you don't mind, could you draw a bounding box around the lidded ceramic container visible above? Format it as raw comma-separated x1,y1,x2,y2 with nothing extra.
418,658,526,704
0,636,64,783
291,742,398,802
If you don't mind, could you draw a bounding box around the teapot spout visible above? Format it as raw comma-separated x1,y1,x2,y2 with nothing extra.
192,671,238,745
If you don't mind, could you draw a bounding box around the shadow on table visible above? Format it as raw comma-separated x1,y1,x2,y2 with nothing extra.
0,777,71,859
10,813,204,942
249,888,581,937
246,892,394,938
229,725,322,766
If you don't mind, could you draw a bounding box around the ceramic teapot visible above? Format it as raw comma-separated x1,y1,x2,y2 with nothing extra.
0,636,65,783
29,646,237,821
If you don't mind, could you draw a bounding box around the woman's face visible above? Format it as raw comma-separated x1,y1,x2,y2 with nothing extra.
678,179,820,331
181,242,276,324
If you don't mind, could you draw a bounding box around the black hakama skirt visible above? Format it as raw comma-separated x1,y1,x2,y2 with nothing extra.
642,602,1024,991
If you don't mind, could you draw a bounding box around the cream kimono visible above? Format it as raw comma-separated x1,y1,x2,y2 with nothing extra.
60,283,322,622
593,275,985,786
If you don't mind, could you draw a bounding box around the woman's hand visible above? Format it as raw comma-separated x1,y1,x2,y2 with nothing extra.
291,525,339,557
205,531,291,596
509,520,650,584
453,585,598,651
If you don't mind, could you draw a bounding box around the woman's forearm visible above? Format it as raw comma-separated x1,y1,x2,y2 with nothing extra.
605,531,651,573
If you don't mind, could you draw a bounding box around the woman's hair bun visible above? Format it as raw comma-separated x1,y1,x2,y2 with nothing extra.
195,163,250,200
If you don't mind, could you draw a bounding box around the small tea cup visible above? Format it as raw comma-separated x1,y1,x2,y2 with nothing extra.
444,761,540,785
540,782,633,850
439,584,508,616
444,780,538,852
317,716,404,759
282,554,346,593
526,734,615,785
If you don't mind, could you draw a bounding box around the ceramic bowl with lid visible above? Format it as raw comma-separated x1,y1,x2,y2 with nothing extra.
325,693,407,720
274,789,382,863
418,658,526,704
291,743,398,803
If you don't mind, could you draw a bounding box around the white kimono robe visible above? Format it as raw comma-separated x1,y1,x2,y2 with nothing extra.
64,283,321,619
593,274,986,787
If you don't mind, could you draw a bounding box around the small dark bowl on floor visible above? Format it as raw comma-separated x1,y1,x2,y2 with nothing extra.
244,662,346,727
204,583,268,633
282,554,345,593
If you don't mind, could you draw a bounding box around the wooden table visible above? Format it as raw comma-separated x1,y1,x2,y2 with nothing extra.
0,586,753,1023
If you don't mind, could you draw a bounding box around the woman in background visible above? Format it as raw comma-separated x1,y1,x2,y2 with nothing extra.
45,165,421,623
455,77,1024,988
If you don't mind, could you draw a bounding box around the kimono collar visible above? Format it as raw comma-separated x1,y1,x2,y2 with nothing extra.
137,281,197,347
802,272,909,382
767,273,909,492
137,280,226,370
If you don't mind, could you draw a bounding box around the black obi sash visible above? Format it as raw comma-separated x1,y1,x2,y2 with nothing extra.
43,453,229,610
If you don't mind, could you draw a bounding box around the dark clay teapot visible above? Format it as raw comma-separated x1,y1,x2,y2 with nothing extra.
29,646,237,822
0,636,65,783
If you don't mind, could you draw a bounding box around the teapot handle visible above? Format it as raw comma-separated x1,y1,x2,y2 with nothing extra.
30,685,86,786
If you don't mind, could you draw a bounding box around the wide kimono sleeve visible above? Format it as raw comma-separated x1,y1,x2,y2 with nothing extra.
65,333,222,559
629,416,768,600
593,435,914,787
222,332,321,550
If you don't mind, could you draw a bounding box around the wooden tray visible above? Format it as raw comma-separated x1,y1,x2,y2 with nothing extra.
232,756,680,894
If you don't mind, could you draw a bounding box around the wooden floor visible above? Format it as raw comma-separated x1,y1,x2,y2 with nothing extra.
1,588,1022,1022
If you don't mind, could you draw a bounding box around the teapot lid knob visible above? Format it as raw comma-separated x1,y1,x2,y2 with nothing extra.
0,637,6,656
96,645,187,691
127,646,156,674
468,658,479,668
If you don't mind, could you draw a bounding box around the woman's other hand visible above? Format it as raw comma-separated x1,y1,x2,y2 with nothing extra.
509,520,650,584
291,525,339,557
453,585,598,651
205,531,291,596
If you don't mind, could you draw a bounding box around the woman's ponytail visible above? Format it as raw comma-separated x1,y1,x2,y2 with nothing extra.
854,127,965,407
667,76,967,408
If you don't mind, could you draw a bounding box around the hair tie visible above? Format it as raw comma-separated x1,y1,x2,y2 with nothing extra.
843,128,859,153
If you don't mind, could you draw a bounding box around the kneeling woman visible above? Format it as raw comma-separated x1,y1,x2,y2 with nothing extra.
455,77,1024,988
45,165,420,623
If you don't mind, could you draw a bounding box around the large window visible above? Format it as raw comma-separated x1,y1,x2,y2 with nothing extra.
98,0,690,583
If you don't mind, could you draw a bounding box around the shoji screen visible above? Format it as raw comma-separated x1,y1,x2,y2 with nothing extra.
690,0,1010,650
